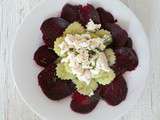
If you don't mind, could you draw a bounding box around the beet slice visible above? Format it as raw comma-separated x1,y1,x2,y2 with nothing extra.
103,23,128,47
111,47,138,76
38,63,75,100
70,91,100,114
101,75,128,106
42,35,52,48
111,64,126,76
114,47,138,72
96,7,115,27
103,23,113,31
41,17,69,47
61,4,82,23
34,45,58,67
125,37,133,48
79,4,100,25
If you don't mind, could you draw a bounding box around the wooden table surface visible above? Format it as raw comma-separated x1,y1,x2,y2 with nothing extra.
0,0,160,120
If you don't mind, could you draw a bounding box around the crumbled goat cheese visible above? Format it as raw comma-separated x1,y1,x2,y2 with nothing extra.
77,70,92,85
96,52,110,72
59,41,70,55
86,19,101,32
59,20,112,85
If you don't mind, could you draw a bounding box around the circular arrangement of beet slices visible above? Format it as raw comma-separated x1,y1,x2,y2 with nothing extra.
33,3,139,114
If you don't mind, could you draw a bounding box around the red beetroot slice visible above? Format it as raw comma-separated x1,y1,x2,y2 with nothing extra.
41,17,69,47
114,47,138,71
42,35,52,48
103,23,128,47
80,4,100,25
125,37,133,48
38,63,75,100
61,4,82,23
111,64,126,76
103,23,113,31
70,91,100,114
101,75,128,106
96,7,115,27
34,45,58,67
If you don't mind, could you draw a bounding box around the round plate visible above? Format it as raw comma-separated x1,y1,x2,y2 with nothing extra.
10,0,150,120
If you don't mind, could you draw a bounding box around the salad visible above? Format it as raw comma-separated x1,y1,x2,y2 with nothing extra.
34,3,138,114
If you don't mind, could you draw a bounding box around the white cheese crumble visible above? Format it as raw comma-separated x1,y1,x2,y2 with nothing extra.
59,41,69,55
59,20,113,85
77,70,92,85
96,52,110,72
86,19,101,32
60,34,107,55
105,48,116,66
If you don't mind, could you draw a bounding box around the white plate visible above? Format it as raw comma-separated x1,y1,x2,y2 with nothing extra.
10,0,150,120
